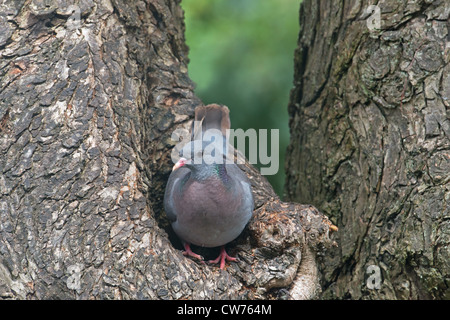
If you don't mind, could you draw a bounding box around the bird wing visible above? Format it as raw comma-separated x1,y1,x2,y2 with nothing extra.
164,166,190,222
226,164,254,216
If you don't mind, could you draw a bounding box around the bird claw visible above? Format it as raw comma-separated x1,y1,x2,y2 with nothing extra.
208,246,238,270
182,243,204,261
182,250,204,261
181,243,239,269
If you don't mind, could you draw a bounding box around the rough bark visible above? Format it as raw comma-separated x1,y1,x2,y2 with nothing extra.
286,0,449,299
0,0,335,299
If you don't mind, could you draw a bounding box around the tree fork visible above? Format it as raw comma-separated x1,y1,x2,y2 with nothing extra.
0,0,335,299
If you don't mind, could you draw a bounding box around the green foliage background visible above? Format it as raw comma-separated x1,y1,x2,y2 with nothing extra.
181,0,301,196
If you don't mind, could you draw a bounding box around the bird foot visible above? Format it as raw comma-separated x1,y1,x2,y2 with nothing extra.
208,246,238,270
182,243,204,261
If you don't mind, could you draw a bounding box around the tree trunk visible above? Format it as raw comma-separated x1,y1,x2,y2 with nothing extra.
286,0,449,299
0,0,335,299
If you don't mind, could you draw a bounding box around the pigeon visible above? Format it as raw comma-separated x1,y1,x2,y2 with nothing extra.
164,104,254,269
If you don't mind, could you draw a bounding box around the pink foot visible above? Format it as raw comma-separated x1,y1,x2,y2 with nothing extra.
182,242,204,261
208,246,238,269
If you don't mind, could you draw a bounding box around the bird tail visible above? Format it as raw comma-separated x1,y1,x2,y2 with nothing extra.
192,104,230,140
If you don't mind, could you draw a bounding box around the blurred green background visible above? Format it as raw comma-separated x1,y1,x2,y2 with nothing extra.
181,0,301,197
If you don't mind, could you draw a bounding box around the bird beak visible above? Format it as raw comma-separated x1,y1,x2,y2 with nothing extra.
172,162,182,171
172,158,187,171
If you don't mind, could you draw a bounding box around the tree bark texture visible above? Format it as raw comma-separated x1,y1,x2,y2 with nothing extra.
0,0,335,299
286,0,449,299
